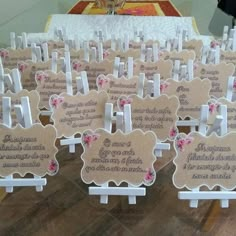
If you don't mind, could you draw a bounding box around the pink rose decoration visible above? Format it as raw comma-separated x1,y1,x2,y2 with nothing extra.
103,50,110,58
160,82,169,93
50,96,64,109
48,160,58,174
0,49,9,59
97,75,108,88
176,135,194,152
18,62,28,73
185,136,194,145
176,139,185,151
72,60,82,71
210,40,220,49
169,127,178,139
119,97,132,110
36,71,49,82
144,168,155,184
82,132,100,148
208,102,219,114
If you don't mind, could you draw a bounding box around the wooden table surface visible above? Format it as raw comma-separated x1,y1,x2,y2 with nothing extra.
0,119,235,236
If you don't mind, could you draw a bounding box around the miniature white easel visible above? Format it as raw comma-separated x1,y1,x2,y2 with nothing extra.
89,104,146,204
178,104,236,208
0,96,46,192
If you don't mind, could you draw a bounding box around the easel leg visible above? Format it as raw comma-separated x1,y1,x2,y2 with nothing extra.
100,183,108,204
5,175,13,193
128,184,136,204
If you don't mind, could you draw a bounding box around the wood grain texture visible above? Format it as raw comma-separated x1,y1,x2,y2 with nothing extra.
0,141,233,236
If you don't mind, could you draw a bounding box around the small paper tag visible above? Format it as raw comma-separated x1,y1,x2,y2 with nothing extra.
96,74,145,110
0,90,40,126
58,48,84,61
173,132,236,190
0,48,32,69
159,50,196,64
194,62,235,98
81,129,157,186
106,49,141,62
129,40,160,49
72,60,113,90
51,91,108,137
35,70,78,109
118,95,179,141
47,40,65,56
89,40,113,51
17,60,51,91
0,124,58,177
162,78,211,119
182,39,203,61
220,50,236,72
133,59,173,80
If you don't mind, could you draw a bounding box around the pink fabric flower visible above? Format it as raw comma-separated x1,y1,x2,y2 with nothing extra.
177,139,185,151
176,135,194,152
36,71,49,82
18,62,28,73
144,168,154,183
185,136,194,145
160,82,169,93
169,127,178,139
92,133,100,141
119,97,132,110
103,51,110,58
82,133,100,148
210,40,220,49
208,103,219,114
0,49,9,59
72,60,82,71
50,96,64,109
48,160,58,173
97,75,108,88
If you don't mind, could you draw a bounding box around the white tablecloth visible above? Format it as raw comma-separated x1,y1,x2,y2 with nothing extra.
27,14,212,46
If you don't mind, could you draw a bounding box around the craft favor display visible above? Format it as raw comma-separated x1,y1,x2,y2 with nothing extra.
96,74,146,110
0,124,58,177
81,129,157,186
194,62,235,98
161,78,211,120
51,91,108,137
1,24,236,208
173,131,236,208
118,94,179,141
0,94,58,192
